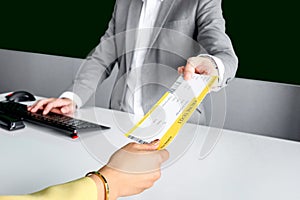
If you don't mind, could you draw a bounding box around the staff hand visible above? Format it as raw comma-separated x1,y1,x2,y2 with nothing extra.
28,98,76,115
178,56,219,80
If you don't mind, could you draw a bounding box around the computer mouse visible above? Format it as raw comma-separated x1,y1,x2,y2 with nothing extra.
5,91,36,102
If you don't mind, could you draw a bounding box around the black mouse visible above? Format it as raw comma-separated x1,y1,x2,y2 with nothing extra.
5,91,36,102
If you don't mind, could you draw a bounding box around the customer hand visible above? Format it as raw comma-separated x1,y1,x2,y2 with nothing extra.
178,56,219,80
28,98,76,115
97,141,169,200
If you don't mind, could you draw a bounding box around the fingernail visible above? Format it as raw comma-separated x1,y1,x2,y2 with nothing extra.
151,139,160,146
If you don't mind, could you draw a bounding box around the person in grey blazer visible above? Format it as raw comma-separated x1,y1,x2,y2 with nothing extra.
29,0,238,125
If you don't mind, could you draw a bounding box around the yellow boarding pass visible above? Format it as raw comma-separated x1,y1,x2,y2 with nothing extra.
125,74,218,149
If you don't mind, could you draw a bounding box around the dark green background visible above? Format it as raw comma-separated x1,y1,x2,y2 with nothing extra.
1,0,299,85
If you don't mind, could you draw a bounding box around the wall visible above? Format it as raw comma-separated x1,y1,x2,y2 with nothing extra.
0,49,117,108
1,1,299,85
209,79,300,141
0,49,299,141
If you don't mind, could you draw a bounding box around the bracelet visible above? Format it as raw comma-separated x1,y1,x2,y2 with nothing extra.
86,171,110,200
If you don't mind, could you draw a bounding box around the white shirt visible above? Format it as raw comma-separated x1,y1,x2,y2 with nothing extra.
124,0,163,116
61,0,225,112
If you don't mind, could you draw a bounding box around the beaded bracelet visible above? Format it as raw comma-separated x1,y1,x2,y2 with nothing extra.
86,171,110,200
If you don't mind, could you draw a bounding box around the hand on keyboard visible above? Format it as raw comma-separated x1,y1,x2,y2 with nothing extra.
0,101,110,139
28,98,76,115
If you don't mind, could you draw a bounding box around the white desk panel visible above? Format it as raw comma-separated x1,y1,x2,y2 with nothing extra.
1,94,300,199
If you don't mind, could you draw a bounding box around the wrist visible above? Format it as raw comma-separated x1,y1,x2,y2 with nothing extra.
61,97,78,110
59,91,82,108
197,54,226,89
99,166,119,200
86,171,110,200
197,55,219,75
87,174,105,200
197,55,220,88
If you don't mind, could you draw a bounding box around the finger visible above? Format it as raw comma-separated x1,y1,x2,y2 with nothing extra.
30,99,54,112
195,65,208,74
183,62,195,80
60,105,75,115
43,102,56,115
177,66,185,74
124,141,160,152
28,100,42,111
139,140,161,151
149,139,160,146
42,99,66,115
50,108,64,115
158,149,169,163
43,99,66,115
31,99,56,112
61,106,70,114
43,98,74,115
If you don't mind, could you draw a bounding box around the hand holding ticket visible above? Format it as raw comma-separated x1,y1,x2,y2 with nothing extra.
125,74,218,149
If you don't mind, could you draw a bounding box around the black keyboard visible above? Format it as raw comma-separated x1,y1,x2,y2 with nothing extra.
0,101,110,139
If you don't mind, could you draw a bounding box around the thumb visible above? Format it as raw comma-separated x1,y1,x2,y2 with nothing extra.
136,139,160,151
60,106,70,114
183,62,195,80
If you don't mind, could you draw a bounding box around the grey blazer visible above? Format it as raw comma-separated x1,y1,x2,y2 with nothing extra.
70,0,238,124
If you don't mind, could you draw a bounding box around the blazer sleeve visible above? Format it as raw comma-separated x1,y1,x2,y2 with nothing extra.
0,177,97,200
67,0,120,106
196,0,238,87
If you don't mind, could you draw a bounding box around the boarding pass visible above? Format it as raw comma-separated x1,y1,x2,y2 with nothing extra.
125,74,218,149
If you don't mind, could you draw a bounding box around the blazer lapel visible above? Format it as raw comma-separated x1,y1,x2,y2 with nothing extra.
154,0,175,28
126,0,143,29
149,0,176,46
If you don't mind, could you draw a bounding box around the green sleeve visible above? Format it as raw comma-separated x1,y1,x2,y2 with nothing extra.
0,177,98,200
